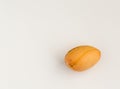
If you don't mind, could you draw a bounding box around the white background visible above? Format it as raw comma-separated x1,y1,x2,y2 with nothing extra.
0,0,120,89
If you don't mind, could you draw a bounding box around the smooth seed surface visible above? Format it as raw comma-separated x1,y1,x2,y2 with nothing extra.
65,45,101,71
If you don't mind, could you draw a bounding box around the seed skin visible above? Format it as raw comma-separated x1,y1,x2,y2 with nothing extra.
65,45,101,71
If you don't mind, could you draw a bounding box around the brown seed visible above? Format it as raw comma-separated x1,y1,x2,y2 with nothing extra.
65,45,101,71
